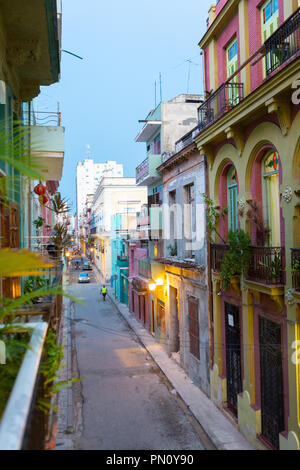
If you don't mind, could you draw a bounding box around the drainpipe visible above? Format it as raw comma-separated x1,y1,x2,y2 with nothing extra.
204,154,214,370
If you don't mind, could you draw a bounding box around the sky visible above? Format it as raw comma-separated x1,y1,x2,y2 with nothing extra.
36,0,211,215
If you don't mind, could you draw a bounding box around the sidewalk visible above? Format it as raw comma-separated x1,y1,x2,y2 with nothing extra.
97,274,254,451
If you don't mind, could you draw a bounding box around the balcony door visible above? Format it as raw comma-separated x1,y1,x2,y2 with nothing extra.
227,166,238,233
226,39,238,106
261,0,279,77
262,152,280,247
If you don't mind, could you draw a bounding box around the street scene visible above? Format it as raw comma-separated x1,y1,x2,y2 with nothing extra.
56,261,210,451
0,0,300,455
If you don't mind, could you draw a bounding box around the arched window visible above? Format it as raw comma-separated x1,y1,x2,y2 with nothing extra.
227,166,238,233
262,151,280,246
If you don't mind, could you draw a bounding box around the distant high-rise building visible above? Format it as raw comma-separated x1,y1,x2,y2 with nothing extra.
76,159,123,229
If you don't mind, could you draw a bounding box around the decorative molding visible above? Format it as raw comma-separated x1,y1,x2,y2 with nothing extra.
281,186,293,204
238,196,247,211
200,144,214,169
225,126,245,156
285,288,295,306
265,97,291,136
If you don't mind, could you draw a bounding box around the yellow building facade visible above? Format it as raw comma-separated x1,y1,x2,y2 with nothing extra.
195,0,300,450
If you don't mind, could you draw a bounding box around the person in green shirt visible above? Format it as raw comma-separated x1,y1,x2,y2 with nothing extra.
101,285,107,301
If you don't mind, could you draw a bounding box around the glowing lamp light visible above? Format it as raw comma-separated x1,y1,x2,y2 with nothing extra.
155,278,164,286
149,283,156,291
65,252,70,257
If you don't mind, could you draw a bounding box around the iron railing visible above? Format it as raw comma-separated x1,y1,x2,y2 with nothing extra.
136,157,149,184
0,322,48,450
265,8,300,76
174,129,194,153
210,243,230,272
195,82,244,134
291,248,300,292
246,246,285,285
25,110,62,127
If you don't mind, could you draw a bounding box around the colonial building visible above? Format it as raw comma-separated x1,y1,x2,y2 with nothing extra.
195,0,300,450
92,177,147,283
156,130,210,395
134,94,203,343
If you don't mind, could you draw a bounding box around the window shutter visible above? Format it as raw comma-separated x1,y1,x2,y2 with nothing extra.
9,202,19,248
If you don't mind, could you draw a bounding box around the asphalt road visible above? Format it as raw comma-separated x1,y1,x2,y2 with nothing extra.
64,264,207,450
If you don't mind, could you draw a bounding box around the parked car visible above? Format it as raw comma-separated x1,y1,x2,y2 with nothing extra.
78,272,90,283
83,261,92,270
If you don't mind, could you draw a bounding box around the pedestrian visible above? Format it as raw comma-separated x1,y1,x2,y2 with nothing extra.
101,285,107,301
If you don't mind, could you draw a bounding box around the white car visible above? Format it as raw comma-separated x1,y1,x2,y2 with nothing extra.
78,272,90,283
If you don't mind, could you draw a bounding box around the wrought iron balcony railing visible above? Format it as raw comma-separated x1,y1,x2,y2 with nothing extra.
291,248,300,292
265,7,300,76
24,110,62,127
136,157,149,184
195,82,244,135
210,243,230,272
247,246,285,285
174,130,194,153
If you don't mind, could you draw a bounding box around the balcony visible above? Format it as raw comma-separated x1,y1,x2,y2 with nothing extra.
28,111,65,182
246,246,285,286
117,255,128,268
136,154,162,186
194,83,244,136
174,129,194,153
265,8,300,76
138,258,152,279
291,249,300,292
211,243,230,272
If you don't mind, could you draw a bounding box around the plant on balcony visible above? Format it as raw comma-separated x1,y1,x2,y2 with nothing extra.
24,276,48,304
220,230,251,291
203,194,228,243
33,216,45,230
167,244,177,256
240,200,271,246
0,121,84,439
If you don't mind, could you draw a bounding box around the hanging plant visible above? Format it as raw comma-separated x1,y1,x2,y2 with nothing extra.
220,230,251,290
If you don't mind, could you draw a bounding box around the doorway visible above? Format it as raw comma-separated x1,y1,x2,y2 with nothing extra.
259,316,284,449
225,302,242,415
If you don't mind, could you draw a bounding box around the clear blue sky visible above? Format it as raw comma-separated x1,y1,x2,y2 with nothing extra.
37,0,211,214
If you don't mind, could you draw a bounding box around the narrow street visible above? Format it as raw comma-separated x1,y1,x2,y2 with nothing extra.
57,264,209,450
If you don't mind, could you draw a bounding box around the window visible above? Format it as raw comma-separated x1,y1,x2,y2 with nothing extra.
188,297,200,360
147,134,161,155
261,0,279,42
184,184,195,257
262,152,280,246
263,0,279,24
226,39,239,105
227,166,238,233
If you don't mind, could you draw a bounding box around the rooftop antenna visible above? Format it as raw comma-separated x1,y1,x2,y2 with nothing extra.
159,73,162,102
173,57,199,93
